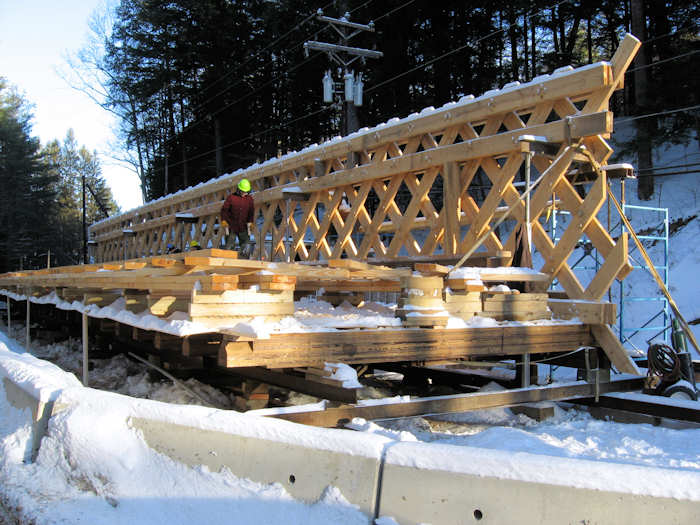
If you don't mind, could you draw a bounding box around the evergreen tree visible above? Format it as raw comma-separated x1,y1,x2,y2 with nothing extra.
0,79,59,272
42,131,119,266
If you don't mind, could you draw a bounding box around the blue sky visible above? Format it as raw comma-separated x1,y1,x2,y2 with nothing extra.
0,0,143,211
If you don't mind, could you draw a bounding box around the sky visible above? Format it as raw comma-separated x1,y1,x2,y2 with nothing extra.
0,0,143,211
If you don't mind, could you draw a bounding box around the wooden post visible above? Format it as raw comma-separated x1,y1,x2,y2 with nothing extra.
25,297,30,352
82,312,89,386
521,353,531,388
442,162,460,256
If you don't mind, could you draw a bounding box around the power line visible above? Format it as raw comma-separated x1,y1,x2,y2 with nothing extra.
637,162,700,172
374,0,417,22
615,104,700,123
626,49,700,74
349,0,377,15
640,25,699,45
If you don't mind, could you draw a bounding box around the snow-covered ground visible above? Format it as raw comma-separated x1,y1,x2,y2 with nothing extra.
1,136,699,523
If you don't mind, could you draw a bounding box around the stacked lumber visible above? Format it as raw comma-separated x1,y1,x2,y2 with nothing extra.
444,290,482,320
396,276,448,327
188,287,294,327
480,291,551,321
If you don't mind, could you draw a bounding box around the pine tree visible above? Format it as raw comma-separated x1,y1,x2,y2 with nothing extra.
0,79,59,272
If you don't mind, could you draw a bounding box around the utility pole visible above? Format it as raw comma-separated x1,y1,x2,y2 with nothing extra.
82,169,88,264
304,9,382,136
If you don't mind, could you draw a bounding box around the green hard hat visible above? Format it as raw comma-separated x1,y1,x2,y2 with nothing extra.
237,178,251,192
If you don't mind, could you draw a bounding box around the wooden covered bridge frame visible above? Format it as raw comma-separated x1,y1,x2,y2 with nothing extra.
0,36,644,416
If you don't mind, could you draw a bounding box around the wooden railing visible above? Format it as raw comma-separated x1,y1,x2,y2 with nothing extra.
89,35,641,302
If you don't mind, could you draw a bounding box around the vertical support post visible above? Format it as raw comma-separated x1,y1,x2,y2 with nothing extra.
523,149,533,260
285,198,291,263
521,144,533,381
443,162,460,256
25,296,30,352
82,312,89,386
521,353,531,388
6,296,10,334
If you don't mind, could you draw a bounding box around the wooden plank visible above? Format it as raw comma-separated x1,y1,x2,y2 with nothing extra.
400,315,449,327
191,289,293,304
370,252,510,268
216,367,359,404
183,256,268,269
147,295,189,317
298,279,401,293
548,299,617,324
482,293,549,302
573,392,700,424
480,311,552,322
590,324,641,375
444,280,486,292
219,325,594,368
413,263,449,276
189,301,294,317
270,377,644,427
481,300,550,313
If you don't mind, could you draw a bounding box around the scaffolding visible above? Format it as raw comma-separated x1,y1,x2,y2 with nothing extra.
618,204,670,349
548,194,670,352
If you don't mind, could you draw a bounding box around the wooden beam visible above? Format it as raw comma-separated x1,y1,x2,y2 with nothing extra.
590,324,641,375
573,392,700,424
218,324,594,368
270,377,644,427
584,232,629,301
443,161,460,256
218,367,360,403
257,112,612,203
548,299,617,324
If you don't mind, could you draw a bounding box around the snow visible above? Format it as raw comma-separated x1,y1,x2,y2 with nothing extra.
0,330,386,524
448,266,542,279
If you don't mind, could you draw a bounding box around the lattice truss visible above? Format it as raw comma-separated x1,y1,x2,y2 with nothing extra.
89,37,640,302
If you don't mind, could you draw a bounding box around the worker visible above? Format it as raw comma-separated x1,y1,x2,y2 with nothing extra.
189,240,202,250
221,178,255,257
165,243,180,254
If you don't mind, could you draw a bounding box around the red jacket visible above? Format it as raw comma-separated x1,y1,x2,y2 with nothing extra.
221,192,254,232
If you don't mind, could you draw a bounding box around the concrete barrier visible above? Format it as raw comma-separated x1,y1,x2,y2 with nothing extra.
1,377,55,461
129,416,385,518
377,441,700,524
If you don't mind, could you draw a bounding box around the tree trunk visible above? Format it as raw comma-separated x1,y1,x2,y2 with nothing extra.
531,15,536,76
508,7,519,80
631,0,654,200
215,118,223,176
523,10,529,80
